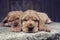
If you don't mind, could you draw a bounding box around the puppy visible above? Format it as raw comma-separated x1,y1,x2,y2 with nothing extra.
21,10,50,33
2,11,23,32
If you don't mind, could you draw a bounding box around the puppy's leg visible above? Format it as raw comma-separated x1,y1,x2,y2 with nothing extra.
22,27,28,33
46,17,52,24
10,26,21,32
33,26,38,33
39,20,50,32
44,13,52,24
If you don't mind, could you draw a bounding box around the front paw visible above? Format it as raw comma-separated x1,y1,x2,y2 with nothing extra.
10,27,21,32
39,27,50,32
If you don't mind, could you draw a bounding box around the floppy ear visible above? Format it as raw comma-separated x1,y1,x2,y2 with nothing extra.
2,15,9,26
38,15,50,32
18,12,24,30
18,16,22,28
2,16,8,23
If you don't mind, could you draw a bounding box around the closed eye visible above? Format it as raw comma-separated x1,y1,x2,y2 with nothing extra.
23,19,28,21
9,20,14,22
15,18,19,20
33,20,38,22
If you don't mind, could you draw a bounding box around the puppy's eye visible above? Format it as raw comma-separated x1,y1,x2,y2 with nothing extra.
15,18,19,20
9,20,14,22
23,19,28,21
34,20,38,22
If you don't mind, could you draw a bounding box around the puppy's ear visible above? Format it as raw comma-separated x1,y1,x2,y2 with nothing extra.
38,16,50,32
2,16,8,23
18,12,24,29
2,15,9,25
2,15,10,26
18,17,22,27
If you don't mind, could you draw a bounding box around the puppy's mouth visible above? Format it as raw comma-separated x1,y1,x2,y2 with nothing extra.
27,25,34,33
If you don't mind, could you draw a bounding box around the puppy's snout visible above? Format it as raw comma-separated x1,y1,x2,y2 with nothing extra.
28,25,34,31
14,23,18,27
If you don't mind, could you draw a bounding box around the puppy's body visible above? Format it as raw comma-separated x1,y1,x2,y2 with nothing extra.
21,10,50,33
37,12,52,24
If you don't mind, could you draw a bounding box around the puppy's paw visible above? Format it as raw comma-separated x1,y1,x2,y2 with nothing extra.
39,27,50,32
43,28,50,32
10,27,21,32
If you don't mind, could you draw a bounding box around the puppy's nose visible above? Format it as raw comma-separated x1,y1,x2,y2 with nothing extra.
14,23,18,27
28,26,34,31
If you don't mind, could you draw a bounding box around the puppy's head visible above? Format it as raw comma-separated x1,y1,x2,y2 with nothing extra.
2,11,22,27
21,10,50,32
21,10,39,33
8,11,20,22
9,11,23,32
8,11,23,24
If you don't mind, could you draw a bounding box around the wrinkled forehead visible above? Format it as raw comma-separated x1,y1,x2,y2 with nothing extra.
22,11,39,20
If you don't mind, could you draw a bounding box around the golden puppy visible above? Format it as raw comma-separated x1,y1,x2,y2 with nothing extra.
2,11,23,32
21,10,50,33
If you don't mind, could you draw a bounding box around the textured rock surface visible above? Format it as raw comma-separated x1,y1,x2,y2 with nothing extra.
0,22,60,40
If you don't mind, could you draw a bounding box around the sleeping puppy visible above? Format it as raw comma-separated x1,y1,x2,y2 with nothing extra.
2,11,23,32
20,10,50,33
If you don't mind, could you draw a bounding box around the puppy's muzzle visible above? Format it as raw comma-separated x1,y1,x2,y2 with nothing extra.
28,24,34,32
14,23,18,27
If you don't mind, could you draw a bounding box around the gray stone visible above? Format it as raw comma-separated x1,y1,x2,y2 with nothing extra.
0,22,60,40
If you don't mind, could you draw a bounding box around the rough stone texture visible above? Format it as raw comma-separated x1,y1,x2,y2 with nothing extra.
0,22,60,40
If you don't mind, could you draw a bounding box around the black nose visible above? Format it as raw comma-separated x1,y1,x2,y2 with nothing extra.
14,23,18,27
28,26,34,31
